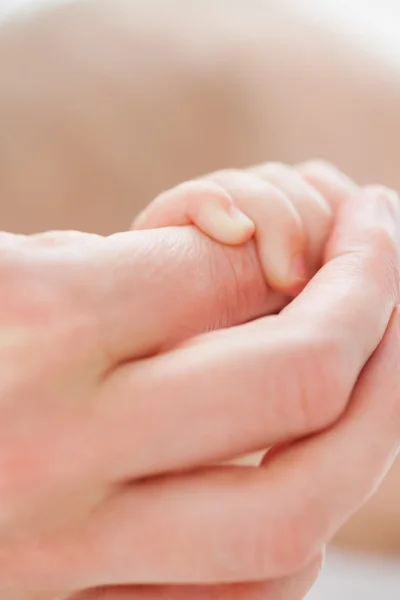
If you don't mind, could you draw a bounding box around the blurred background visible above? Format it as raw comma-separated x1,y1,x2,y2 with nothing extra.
0,1,399,598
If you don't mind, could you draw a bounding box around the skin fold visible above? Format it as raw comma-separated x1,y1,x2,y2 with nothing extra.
0,1,399,593
0,166,396,600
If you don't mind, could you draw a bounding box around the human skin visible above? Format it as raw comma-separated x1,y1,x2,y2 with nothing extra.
133,165,333,293
1,0,400,562
1,0,400,236
135,161,400,561
0,162,398,600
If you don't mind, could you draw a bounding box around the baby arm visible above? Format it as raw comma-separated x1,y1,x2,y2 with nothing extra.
133,161,352,296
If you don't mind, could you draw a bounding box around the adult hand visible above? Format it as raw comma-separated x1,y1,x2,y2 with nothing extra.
0,185,296,600
0,163,398,600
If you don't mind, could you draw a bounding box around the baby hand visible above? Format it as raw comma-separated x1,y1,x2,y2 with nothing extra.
133,162,356,295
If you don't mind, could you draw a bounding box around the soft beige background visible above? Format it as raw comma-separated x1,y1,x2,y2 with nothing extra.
1,1,400,598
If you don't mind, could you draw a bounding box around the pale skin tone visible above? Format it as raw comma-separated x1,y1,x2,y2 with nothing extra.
133,161,340,291
1,0,400,571
0,160,398,600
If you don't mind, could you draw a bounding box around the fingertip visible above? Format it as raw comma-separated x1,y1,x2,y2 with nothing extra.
194,198,256,246
131,179,256,245
226,205,257,243
260,217,309,293
288,253,310,290
275,253,309,296
261,253,309,298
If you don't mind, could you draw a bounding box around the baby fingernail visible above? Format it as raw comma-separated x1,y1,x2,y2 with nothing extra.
289,254,308,284
197,200,254,244
228,205,255,230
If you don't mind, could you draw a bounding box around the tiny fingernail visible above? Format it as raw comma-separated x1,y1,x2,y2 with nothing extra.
197,200,255,244
228,205,255,230
289,254,308,283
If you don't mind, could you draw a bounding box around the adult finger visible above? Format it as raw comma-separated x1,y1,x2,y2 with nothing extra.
69,312,399,585
96,186,400,479
0,226,282,367
134,171,307,291
283,185,400,347
97,162,357,362
94,226,286,361
73,554,321,600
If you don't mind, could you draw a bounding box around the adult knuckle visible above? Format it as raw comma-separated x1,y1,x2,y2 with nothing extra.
227,487,321,579
293,327,351,431
215,491,298,579
272,499,327,576
225,509,277,579
4,270,64,330
259,512,314,577
274,529,315,576
361,226,400,302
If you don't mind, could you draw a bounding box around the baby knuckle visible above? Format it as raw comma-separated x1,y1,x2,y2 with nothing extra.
299,159,337,175
204,168,243,184
305,188,333,220
186,180,233,215
255,161,289,177
364,185,400,215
